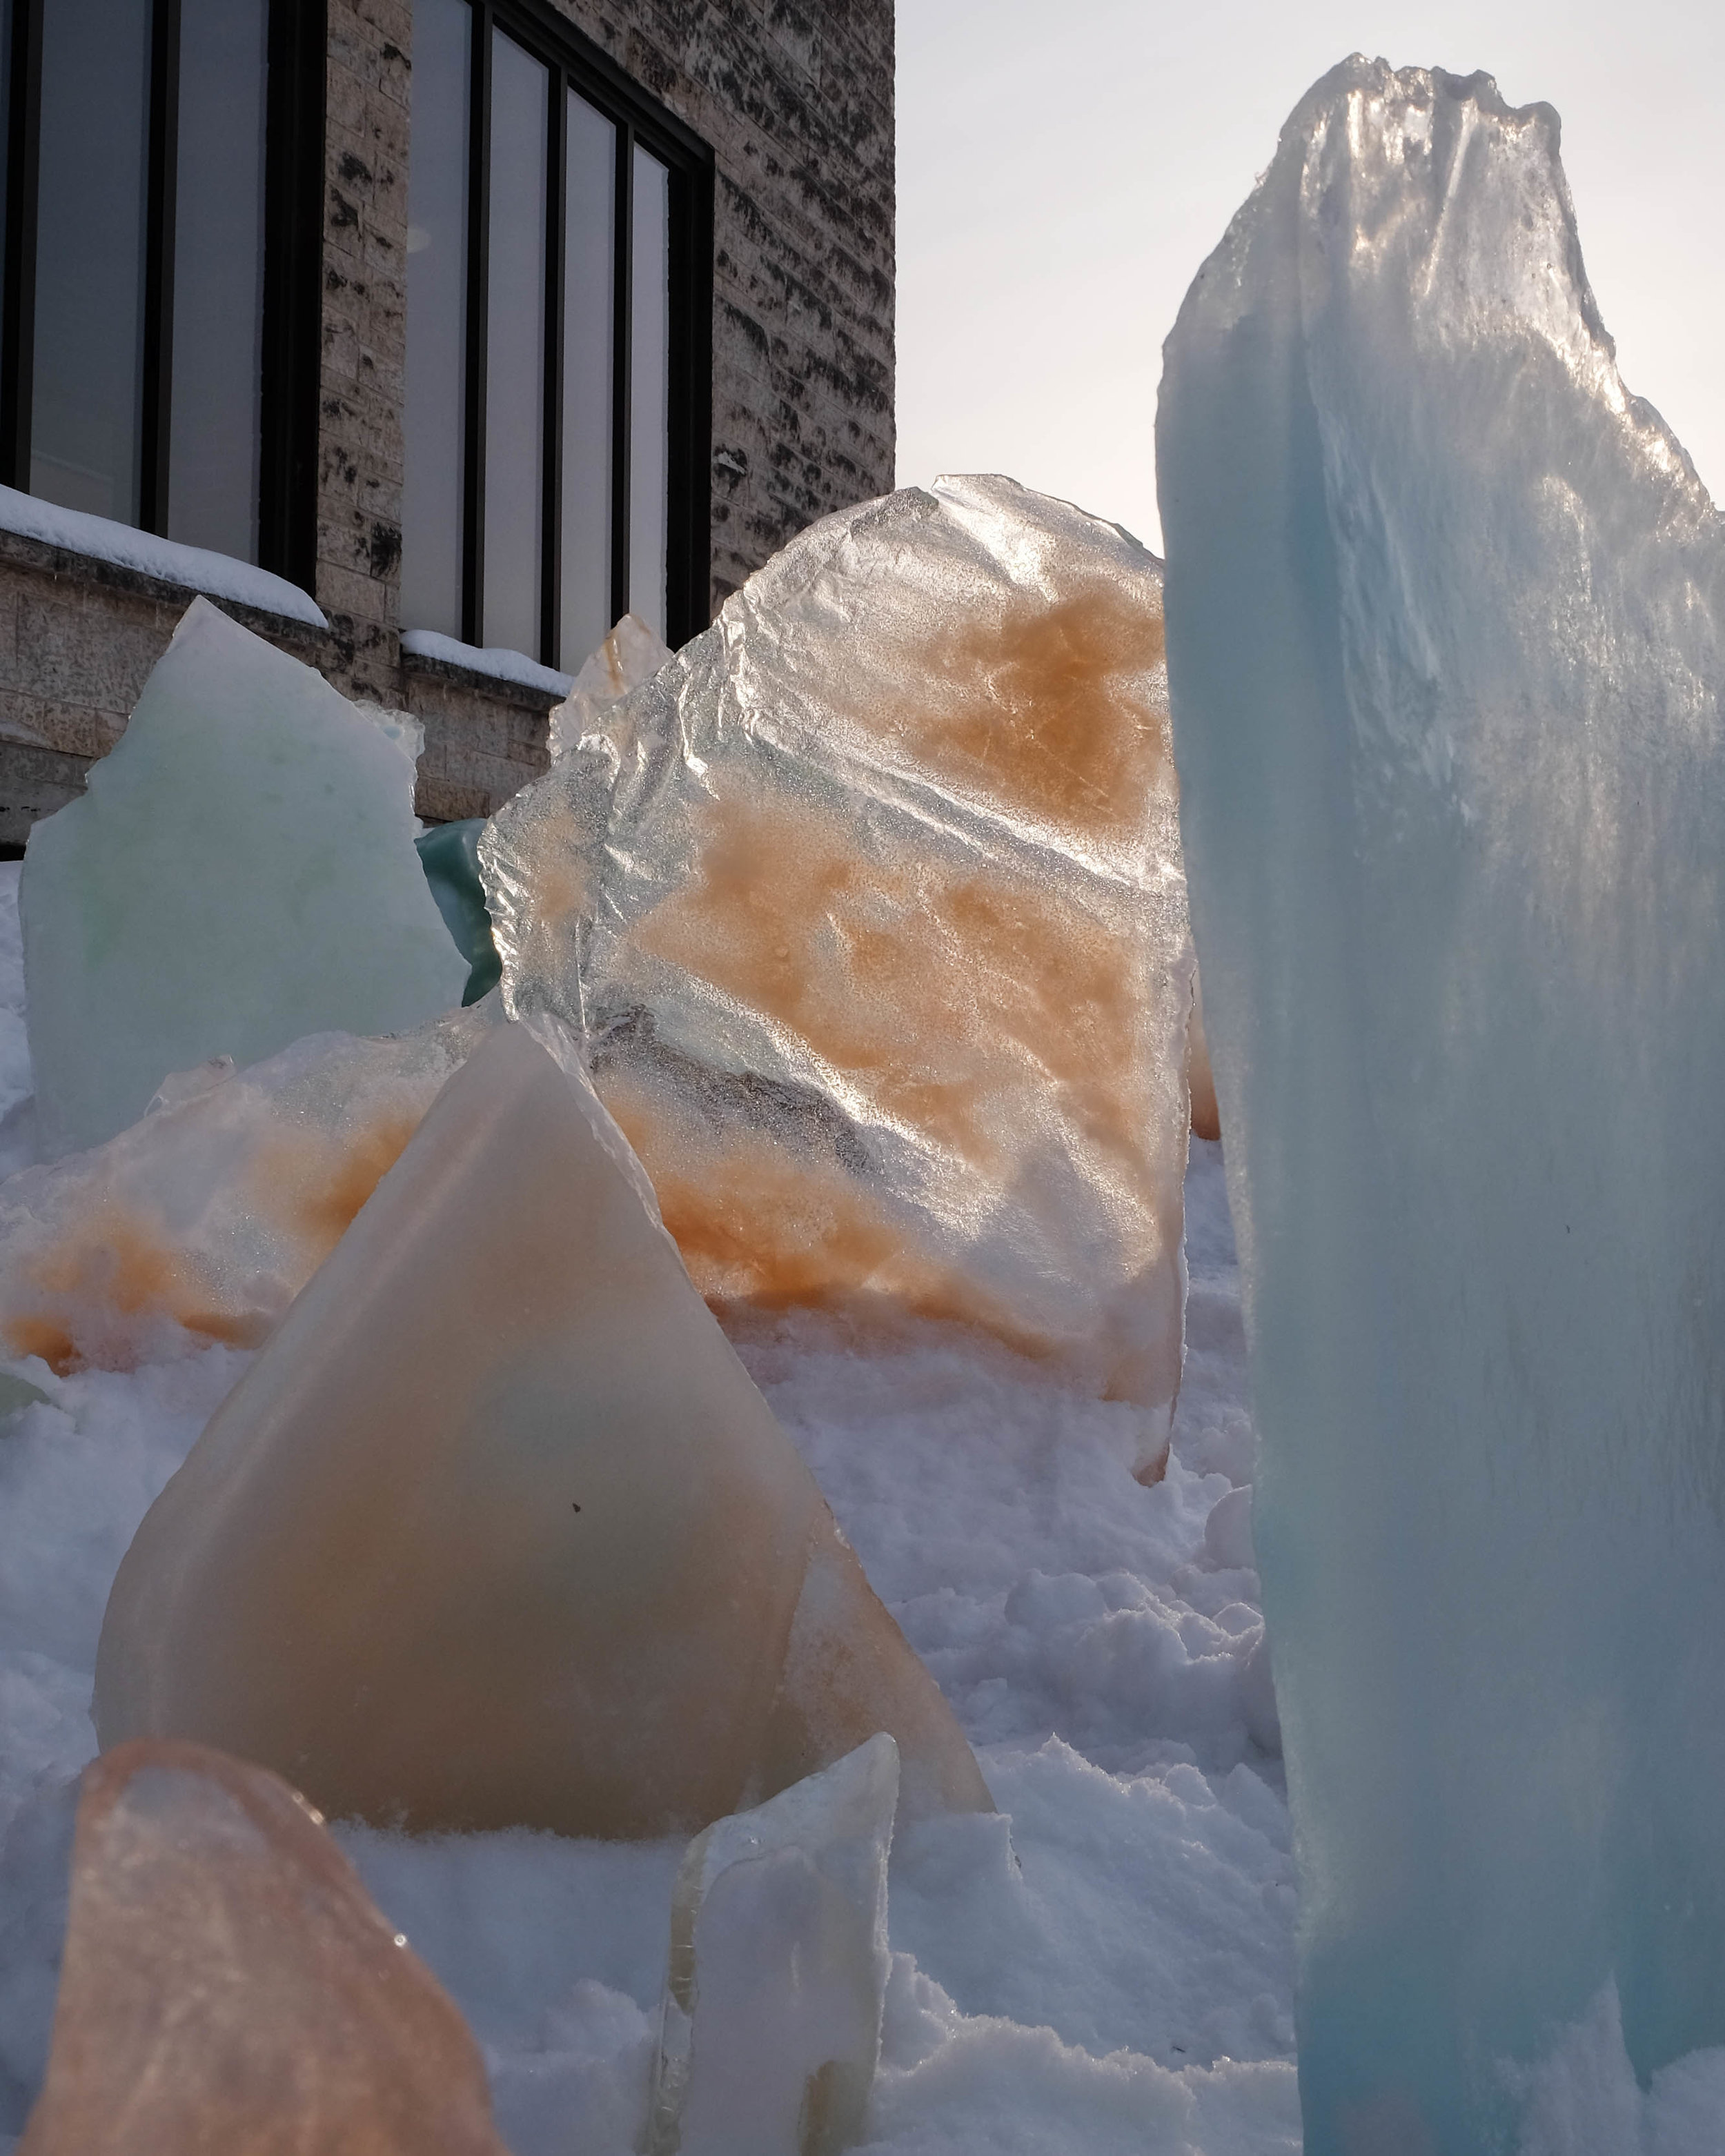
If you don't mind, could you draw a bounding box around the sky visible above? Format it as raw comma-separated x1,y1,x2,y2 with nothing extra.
894,0,1725,554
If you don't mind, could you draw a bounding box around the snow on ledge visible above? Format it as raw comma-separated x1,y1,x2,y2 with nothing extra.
401,628,573,700
0,484,328,629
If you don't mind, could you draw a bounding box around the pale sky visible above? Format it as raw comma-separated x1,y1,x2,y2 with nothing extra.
895,1,1725,554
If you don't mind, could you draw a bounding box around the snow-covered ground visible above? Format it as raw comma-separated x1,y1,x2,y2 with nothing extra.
0,858,1300,2154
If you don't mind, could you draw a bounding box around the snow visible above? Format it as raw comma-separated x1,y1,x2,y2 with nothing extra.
0,484,326,629
1159,52,1725,2153
0,861,1303,2152
401,629,575,701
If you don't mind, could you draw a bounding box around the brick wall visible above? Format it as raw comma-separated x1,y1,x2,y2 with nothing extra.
315,0,896,642
320,0,415,703
0,0,894,834
538,0,896,611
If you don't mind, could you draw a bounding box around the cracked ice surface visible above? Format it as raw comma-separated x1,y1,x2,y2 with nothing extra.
1160,55,1725,2153
482,477,1190,1472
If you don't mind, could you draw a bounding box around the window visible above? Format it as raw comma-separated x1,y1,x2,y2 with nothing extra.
401,0,712,662
0,0,324,579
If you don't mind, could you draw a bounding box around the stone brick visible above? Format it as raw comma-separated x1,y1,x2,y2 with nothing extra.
0,0,891,834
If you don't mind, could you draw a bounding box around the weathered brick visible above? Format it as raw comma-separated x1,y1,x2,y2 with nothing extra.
0,0,891,834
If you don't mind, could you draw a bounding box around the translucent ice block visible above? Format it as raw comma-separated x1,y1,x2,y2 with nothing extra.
95,1024,989,1836
0,999,498,1372
1159,57,1725,2152
17,1738,506,2154
482,477,1191,1470
547,610,673,763
23,597,469,1158
648,1734,898,2156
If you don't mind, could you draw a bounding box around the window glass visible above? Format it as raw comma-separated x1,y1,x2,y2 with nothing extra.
399,0,702,660
0,0,12,304
559,88,613,668
168,0,269,558
31,0,152,522
482,27,547,657
627,144,669,642
401,0,471,638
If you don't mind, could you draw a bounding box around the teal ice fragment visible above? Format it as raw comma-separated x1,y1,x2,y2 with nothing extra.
21,599,469,1158
415,821,502,1007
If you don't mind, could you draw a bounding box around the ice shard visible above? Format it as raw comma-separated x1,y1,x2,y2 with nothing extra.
482,477,1190,1471
648,1734,898,2156
23,597,469,1158
18,1738,506,2154
547,610,673,763
416,821,503,1005
1159,57,1725,2151
0,1000,497,1372
95,1023,989,1836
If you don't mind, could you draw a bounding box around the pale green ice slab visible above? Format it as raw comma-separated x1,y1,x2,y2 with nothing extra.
21,599,469,1158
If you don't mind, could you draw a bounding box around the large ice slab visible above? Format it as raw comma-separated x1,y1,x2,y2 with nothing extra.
23,597,469,1158
1159,56,1725,2152
649,1734,898,2156
96,1023,990,1836
482,477,1190,1470
0,1000,497,1371
18,1738,506,2153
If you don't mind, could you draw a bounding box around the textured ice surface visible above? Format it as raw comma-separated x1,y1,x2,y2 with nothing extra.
23,597,469,1158
483,476,1190,1469
649,1734,897,2156
17,1739,505,2154
0,999,498,1372
95,1024,988,1837
1159,55,1725,2153
548,611,673,763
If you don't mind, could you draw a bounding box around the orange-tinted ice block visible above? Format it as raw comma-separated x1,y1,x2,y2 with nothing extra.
18,1739,506,2155
482,476,1194,1470
95,1025,989,1837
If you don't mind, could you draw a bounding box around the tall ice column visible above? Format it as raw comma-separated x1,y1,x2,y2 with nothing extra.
1159,55,1725,2153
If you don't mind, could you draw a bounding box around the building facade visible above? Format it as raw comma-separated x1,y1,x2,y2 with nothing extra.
0,0,894,842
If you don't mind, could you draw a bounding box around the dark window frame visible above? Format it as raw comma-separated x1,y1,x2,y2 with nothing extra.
451,0,713,657
0,0,326,592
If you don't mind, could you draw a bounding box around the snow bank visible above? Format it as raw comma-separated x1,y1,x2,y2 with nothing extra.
401,629,575,702
0,486,326,629
0,880,1299,2150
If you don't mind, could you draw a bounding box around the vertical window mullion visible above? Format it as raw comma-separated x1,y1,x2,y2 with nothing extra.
139,0,180,535
259,0,330,593
460,0,491,644
664,154,711,645
0,0,41,489
541,61,563,668
609,116,631,629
